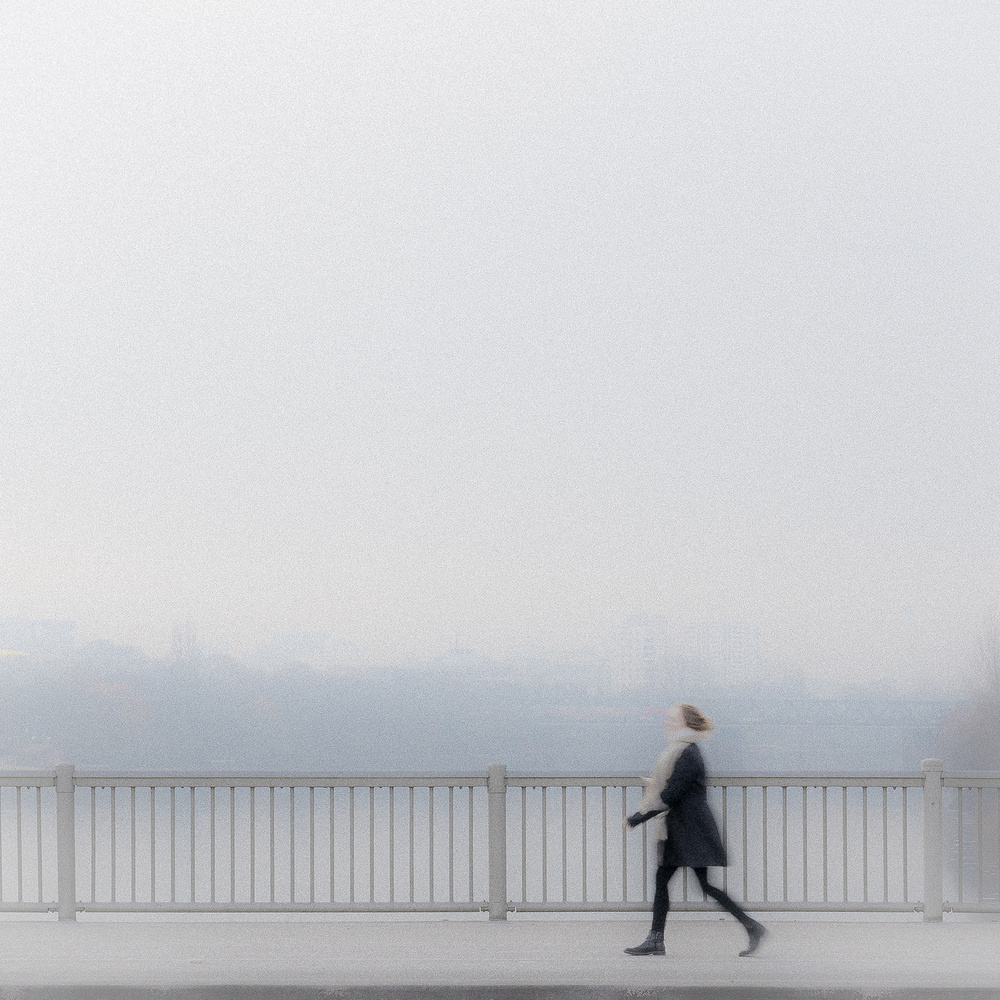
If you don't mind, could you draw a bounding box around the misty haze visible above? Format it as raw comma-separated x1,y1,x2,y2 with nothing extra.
0,617,964,776
4,6,1000,995
2,4,998,781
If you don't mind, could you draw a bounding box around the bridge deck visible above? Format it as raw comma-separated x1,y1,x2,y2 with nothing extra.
1,915,997,996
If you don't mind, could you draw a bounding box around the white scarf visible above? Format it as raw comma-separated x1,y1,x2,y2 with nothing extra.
638,727,709,840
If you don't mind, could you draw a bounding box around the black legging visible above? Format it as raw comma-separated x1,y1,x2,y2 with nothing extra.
651,864,753,934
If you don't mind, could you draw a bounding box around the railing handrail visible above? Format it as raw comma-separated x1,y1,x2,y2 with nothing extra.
942,775,1000,787
2,771,936,786
3,769,975,784
0,771,937,789
69,774,490,788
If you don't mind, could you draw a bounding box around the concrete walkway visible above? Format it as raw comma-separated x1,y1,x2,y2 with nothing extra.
0,916,998,998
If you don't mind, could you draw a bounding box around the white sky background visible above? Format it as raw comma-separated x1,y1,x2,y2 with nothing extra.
2,2,998,683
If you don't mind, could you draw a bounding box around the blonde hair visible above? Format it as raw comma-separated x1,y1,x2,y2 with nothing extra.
678,702,713,732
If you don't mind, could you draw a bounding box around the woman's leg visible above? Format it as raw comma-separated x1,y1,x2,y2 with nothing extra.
651,863,679,933
691,867,752,926
692,867,767,955
624,861,678,954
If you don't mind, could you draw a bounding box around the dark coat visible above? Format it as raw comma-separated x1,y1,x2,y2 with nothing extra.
658,741,727,868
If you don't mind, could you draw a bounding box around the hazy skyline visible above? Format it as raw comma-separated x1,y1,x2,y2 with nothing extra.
3,3,998,684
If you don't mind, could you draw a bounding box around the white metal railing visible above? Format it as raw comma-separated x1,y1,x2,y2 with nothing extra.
0,759,978,921
941,773,1000,914
0,774,56,912
72,772,493,916
504,772,927,915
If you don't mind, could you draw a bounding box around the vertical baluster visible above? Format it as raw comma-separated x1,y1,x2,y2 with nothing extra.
108,787,114,904
802,786,808,902
369,787,375,903
521,786,527,903
190,787,196,903
210,787,216,904
150,787,157,903
862,785,868,903
388,787,395,904
349,786,355,904
170,786,177,904
822,785,828,903
249,787,255,903
541,787,547,903
957,787,964,904
408,786,414,903
229,785,236,903
309,787,316,904
468,786,474,904
448,786,454,904
782,785,788,902
742,785,748,903
428,786,435,902
230,787,236,904
978,786,983,904
842,786,847,902
35,787,43,903
581,785,587,903
883,787,889,903
290,787,296,904
131,787,136,903
561,786,567,903
621,786,627,902
90,787,97,902
330,785,342,903
269,787,275,903
902,786,908,903
25,786,36,903
761,785,767,902
601,786,608,903
15,787,22,903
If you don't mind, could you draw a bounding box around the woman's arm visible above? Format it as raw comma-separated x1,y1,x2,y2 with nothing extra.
625,809,661,828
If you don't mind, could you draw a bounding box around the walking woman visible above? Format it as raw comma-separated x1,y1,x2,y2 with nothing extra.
623,703,766,957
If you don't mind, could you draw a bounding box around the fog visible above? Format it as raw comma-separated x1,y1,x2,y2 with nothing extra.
0,637,956,775
3,3,998,693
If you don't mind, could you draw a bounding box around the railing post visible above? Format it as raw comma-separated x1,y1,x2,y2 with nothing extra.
487,764,508,921
922,758,943,921
55,764,77,922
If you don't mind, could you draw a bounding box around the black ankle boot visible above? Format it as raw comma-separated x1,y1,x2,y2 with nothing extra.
624,931,665,956
739,919,767,957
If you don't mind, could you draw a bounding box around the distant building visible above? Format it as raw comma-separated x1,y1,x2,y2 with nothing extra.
680,620,763,688
0,619,75,658
171,622,201,663
615,614,671,690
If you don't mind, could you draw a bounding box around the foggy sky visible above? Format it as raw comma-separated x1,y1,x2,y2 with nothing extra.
3,2,998,682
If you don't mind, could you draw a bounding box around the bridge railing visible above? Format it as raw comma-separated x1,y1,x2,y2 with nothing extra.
941,772,1000,914
0,758,975,921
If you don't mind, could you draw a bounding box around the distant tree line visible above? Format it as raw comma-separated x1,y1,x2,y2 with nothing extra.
0,642,961,775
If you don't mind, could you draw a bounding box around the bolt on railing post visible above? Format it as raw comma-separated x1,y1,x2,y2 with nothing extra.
921,758,943,921
55,764,77,922
487,764,508,921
